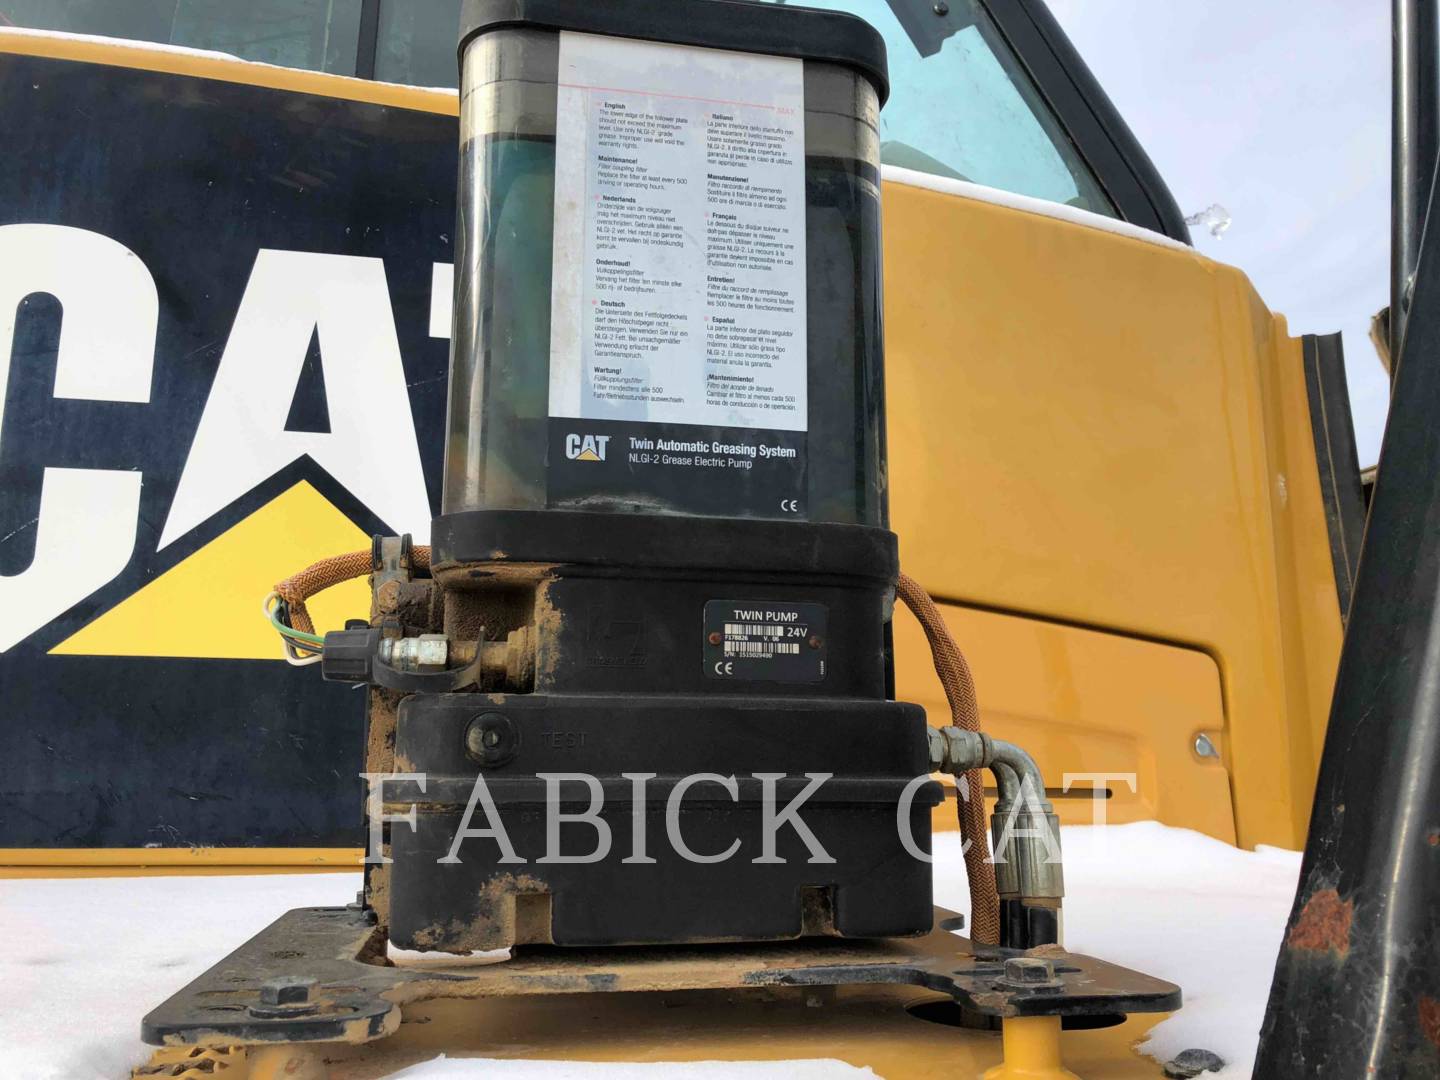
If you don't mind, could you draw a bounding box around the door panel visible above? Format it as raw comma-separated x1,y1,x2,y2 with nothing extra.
884,173,1344,850
895,600,1234,843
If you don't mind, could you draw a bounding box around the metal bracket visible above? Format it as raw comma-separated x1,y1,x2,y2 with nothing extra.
142,905,1179,1047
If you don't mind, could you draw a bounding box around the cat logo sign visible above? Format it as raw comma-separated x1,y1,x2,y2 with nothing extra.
565,433,611,462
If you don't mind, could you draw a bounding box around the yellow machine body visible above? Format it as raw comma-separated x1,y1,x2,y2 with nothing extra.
0,28,1340,878
884,176,1343,852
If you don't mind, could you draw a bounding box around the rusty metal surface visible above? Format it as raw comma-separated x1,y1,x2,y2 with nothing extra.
141,906,1179,1048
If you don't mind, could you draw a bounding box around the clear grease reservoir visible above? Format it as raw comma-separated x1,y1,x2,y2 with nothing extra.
446,0,888,525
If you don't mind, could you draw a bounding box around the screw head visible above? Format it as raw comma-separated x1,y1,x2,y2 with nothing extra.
934,1,949,14
807,635,823,649
1194,732,1219,759
708,631,723,646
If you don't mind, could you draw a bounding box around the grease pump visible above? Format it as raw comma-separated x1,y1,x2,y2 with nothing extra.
142,3,1180,1075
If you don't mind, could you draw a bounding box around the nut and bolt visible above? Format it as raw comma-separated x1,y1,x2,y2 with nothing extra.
259,976,315,1007
996,956,1063,992
249,975,319,1018
1005,957,1053,984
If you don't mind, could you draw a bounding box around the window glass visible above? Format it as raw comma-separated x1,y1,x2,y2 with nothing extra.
758,0,1114,216
374,0,462,88
0,0,363,76
1,0,1114,216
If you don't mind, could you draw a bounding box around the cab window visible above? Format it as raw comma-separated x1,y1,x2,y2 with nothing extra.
1,0,363,75
366,0,1119,218
373,0,461,87
1,0,1114,218
758,0,1114,216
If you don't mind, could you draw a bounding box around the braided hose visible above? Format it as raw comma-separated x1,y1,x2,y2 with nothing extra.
896,573,1001,946
274,546,432,635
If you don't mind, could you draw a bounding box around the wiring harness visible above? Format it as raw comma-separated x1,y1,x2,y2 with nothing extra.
261,590,326,666
264,547,433,667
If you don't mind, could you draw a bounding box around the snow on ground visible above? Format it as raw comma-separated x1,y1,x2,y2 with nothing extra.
386,1061,877,1079
935,822,1302,1079
3,873,360,1080
0,823,1299,1080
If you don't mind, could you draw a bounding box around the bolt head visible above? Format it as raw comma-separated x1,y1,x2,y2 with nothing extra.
375,580,402,613
259,975,316,1006
1003,957,1054,985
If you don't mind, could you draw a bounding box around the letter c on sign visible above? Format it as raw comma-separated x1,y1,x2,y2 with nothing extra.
0,225,155,652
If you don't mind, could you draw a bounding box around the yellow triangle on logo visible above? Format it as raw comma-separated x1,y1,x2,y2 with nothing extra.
50,481,372,660
575,448,601,461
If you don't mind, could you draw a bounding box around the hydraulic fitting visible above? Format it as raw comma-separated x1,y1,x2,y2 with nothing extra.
319,626,535,692
928,727,1064,894
379,633,449,672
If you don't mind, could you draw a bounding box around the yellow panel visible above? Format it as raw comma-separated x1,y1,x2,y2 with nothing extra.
0,846,363,878
137,989,1169,1078
883,179,1343,850
51,481,370,659
899,603,1235,843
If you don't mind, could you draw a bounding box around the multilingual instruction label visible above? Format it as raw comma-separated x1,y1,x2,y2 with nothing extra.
549,31,809,438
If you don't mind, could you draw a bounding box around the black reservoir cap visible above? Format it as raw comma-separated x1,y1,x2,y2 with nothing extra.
459,0,889,105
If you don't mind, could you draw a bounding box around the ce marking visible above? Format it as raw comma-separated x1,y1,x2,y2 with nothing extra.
779,498,800,513
713,661,734,676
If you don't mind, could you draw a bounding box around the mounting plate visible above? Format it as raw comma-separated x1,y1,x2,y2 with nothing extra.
141,905,1180,1047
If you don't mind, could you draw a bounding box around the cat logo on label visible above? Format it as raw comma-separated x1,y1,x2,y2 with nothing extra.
565,433,611,462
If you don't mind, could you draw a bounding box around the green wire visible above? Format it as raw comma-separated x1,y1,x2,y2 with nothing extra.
266,598,325,646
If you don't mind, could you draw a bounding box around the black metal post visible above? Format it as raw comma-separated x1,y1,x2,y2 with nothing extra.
355,0,382,80
1391,0,1439,360
1253,115,1440,1080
